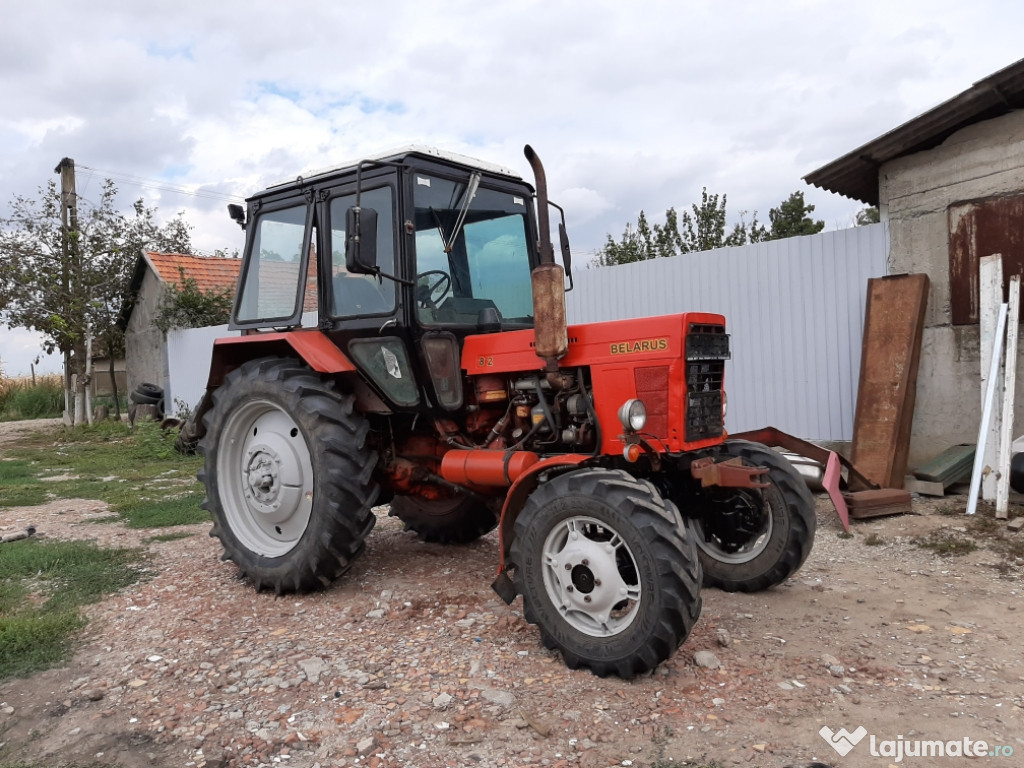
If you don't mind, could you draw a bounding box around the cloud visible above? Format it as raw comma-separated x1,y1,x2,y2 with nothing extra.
2,0,1023,371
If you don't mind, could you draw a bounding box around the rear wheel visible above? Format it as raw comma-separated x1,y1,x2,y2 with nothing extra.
693,440,815,592
510,468,702,678
389,494,499,544
199,357,378,593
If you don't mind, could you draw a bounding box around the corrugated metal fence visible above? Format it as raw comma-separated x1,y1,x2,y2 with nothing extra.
169,224,887,442
566,224,888,440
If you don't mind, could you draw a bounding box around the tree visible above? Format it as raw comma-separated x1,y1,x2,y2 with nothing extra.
594,187,766,267
0,178,193,424
594,187,825,267
153,269,233,333
764,191,825,240
856,206,880,226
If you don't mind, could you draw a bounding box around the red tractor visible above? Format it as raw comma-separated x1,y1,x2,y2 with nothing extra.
195,145,815,678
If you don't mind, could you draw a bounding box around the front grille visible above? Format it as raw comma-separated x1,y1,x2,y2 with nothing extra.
685,324,728,441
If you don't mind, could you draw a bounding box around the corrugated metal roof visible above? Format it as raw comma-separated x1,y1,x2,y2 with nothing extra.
804,58,1024,206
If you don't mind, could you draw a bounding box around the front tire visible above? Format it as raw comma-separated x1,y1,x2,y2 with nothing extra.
510,469,702,678
693,440,815,592
199,357,378,593
389,494,499,544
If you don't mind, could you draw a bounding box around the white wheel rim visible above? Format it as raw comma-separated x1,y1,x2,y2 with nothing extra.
217,399,313,557
540,515,641,637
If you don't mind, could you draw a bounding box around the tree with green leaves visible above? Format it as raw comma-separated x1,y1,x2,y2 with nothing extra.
765,191,825,239
856,206,880,226
594,187,767,267
154,268,233,333
0,179,192,424
595,188,824,267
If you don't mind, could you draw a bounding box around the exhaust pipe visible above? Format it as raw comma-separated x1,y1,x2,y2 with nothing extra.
524,145,569,380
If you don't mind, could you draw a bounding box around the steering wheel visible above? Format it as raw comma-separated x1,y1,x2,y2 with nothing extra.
415,270,452,309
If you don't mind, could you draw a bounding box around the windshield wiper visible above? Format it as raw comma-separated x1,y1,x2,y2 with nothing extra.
443,172,481,254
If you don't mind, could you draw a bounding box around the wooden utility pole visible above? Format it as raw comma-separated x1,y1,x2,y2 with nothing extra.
54,157,79,424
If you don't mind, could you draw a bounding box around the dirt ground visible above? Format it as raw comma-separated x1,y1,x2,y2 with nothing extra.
1,419,1023,768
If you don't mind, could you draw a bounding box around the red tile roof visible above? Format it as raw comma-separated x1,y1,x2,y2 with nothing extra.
145,252,241,294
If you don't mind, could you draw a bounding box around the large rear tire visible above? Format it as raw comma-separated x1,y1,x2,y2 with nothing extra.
693,440,815,592
510,468,702,678
389,494,499,544
199,357,378,593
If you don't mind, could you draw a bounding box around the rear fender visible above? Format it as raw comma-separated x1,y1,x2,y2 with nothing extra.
191,330,362,442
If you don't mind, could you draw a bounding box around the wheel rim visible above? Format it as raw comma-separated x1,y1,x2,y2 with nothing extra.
694,490,774,564
540,515,641,637
217,399,313,557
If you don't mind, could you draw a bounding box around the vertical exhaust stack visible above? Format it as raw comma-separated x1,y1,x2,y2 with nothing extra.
524,145,569,381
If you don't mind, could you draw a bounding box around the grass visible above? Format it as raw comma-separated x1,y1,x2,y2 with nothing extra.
0,539,147,679
0,420,207,528
864,532,886,546
0,375,64,421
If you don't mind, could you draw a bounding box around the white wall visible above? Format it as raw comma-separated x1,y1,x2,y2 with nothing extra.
166,323,234,416
567,224,888,441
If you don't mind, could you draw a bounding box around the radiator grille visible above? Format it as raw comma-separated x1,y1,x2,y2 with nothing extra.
685,324,728,441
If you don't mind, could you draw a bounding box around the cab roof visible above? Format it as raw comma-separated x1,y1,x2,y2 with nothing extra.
266,145,524,192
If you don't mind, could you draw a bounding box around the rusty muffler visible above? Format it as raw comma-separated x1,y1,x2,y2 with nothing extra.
524,145,569,377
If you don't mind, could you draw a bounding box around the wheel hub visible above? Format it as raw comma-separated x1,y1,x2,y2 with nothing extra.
245,450,280,504
542,519,640,636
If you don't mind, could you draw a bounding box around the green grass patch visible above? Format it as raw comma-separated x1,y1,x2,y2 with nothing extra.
0,539,147,679
144,531,195,544
0,421,206,529
0,377,64,421
120,491,208,528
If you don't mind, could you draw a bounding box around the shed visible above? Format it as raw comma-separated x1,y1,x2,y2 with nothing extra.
805,57,1024,467
121,252,241,397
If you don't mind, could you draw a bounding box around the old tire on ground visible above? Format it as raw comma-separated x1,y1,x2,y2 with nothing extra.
389,494,500,544
693,439,815,593
199,357,378,594
510,468,702,678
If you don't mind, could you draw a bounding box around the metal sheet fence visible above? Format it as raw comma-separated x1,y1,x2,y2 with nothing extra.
566,224,888,441
168,225,887,441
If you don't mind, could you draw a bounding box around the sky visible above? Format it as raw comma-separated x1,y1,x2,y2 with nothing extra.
1,0,1022,376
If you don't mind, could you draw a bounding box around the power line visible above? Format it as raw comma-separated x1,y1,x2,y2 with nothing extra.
77,165,246,203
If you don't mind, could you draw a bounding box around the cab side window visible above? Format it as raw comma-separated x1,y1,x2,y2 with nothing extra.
329,187,396,317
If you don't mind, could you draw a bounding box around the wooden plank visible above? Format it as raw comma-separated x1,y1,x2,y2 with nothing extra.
843,488,913,519
912,444,976,485
997,275,1020,519
904,476,948,497
980,255,1004,501
850,274,930,488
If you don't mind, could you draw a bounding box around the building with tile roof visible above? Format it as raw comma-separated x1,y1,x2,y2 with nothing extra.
121,252,242,399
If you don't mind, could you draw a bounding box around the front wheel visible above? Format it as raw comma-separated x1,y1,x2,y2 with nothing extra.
510,468,702,678
692,440,815,592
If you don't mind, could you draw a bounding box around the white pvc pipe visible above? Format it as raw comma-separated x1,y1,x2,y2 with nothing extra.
968,302,1008,515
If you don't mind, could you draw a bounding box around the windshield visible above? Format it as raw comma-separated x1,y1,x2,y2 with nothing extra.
412,173,534,328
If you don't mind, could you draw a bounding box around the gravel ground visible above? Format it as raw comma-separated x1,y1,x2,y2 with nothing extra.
1,419,1023,767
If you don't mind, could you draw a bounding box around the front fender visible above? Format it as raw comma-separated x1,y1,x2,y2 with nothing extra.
496,453,593,572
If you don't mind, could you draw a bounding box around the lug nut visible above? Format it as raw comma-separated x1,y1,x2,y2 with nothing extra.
565,563,572,570
582,559,589,566
583,596,592,603
594,579,602,587
566,585,573,592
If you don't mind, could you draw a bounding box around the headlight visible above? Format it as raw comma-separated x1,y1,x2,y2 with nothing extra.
618,399,647,432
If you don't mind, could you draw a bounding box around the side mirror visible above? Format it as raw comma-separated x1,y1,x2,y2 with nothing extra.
558,221,574,290
227,203,246,230
345,206,379,274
